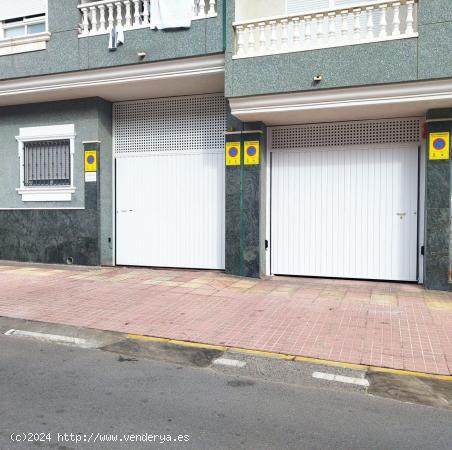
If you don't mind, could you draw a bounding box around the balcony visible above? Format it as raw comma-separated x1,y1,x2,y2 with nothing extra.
78,0,217,37
232,0,418,59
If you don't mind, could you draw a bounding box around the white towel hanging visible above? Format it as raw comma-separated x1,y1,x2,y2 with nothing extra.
108,25,125,51
116,24,125,44
150,0,193,30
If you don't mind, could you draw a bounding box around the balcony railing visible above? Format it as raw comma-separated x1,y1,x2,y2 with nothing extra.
78,0,217,37
232,0,418,59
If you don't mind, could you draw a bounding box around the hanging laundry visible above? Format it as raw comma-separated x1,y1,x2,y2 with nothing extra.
150,0,193,30
108,24,125,51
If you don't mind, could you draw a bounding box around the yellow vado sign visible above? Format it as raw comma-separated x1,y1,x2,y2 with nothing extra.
85,150,97,172
244,141,260,165
225,142,241,166
429,132,450,160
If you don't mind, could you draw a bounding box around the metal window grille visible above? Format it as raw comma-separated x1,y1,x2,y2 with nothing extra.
23,140,71,186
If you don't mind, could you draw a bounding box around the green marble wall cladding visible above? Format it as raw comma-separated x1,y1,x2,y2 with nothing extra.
0,0,224,80
225,121,266,279
418,0,452,25
226,39,418,97
2,0,452,95
225,0,452,98
424,109,452,291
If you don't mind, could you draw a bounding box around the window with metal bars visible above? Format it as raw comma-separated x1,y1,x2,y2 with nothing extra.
23,140,71,187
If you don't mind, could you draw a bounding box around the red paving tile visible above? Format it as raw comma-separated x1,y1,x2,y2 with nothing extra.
0,264,451,375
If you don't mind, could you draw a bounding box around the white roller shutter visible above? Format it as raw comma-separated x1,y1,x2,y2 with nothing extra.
287,0,329,14
287,0,380,14
114,94,226,270
0,0,47,21
270,118,420,282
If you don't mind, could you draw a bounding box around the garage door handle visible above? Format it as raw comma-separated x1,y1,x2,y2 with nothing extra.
396,212,406,219
118,210,134,213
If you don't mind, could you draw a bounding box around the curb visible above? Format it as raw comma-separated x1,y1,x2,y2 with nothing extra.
127,333,452,382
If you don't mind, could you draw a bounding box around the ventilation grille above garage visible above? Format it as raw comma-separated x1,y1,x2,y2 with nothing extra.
270,118,421,150
114,94,226,154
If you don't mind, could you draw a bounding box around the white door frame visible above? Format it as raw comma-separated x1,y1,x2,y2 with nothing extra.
417,123,426,284
265,131,272,276
265,117,425,283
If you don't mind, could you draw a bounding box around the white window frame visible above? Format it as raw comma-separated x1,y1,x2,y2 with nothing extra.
0,14,47,39
16,125,76,202
0,12,50,56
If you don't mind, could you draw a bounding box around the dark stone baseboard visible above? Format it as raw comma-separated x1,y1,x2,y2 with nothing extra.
0,209,99,266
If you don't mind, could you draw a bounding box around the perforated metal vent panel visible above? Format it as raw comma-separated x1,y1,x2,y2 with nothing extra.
270,118,421,150
114,94,226,154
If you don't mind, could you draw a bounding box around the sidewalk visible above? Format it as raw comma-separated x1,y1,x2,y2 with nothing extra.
0,263,451,375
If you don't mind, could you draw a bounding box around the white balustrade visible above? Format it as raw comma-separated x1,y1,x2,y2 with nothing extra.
233,0,418,59
353,8,361,40
316,14,324,42
392,2,401,36
340,10,348,42
78,0,217,37
366,6,374,39
292,17,300,49
269,21,277,51
406,0,415,34
305,16,312,43
379,4,388,39
281,19,289,50
98,5,107,33
124,0,132,28
132,0,141,27
247,24,255,53
328,12,335,43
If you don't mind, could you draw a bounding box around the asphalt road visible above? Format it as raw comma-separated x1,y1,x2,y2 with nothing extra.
1,334,452,450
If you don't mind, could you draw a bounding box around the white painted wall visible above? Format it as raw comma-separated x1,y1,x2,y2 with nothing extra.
235,0,286,22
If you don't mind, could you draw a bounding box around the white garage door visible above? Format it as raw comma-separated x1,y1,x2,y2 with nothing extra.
114,94,226,269
270,119,420,281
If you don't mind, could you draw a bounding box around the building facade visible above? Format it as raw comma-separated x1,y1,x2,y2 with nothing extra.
0,0,451,291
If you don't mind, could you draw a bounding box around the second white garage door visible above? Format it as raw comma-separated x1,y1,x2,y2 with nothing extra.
270,119,420,281
114,94,226,270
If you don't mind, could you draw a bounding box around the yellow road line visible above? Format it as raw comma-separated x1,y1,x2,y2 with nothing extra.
126,333,452,381
127,334,171,344
367,366,452,381
294,355,367,371
127,334,227,351
229,348,295,361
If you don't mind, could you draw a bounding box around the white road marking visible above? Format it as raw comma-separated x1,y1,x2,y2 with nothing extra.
4,329,88,347
312,371,370,387
213,358,247,368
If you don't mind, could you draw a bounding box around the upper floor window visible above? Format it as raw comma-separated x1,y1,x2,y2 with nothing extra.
1,14,47,40
0,0,50,55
